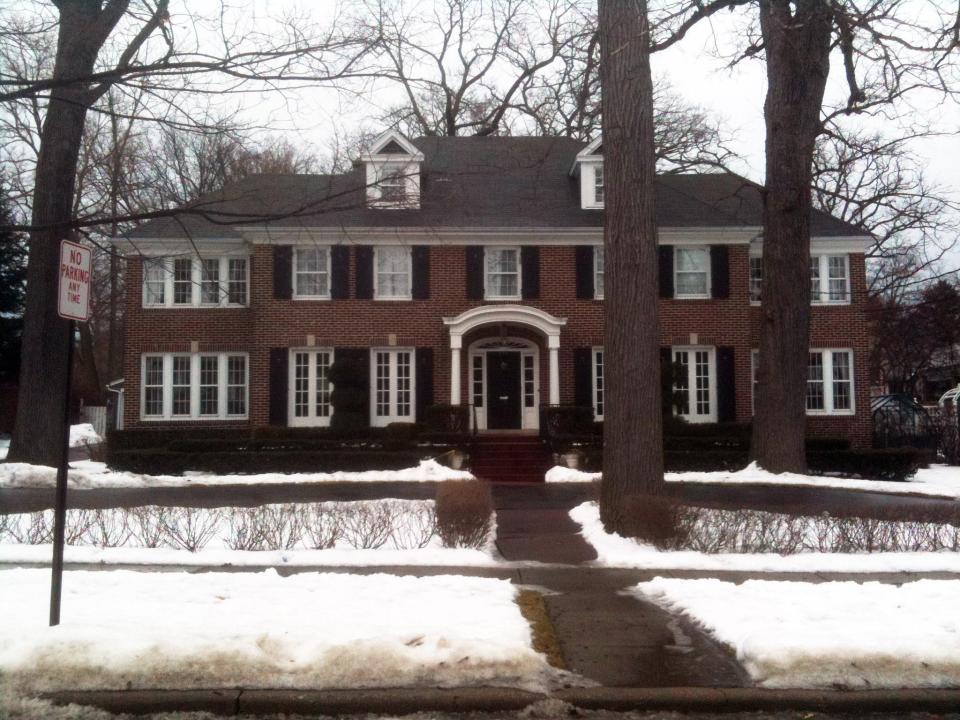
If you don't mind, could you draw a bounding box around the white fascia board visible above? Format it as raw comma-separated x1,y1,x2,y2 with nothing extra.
360,130,424,161
749,236,873,255
239,226,759,246
570,136,603,175
115,237,250,256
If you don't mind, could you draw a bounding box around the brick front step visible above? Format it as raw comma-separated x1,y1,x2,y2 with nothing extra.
469,436,551,483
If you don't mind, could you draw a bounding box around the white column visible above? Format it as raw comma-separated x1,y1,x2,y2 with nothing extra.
450,337,462,405
548,336,560,406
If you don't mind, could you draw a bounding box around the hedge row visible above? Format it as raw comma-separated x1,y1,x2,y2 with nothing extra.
108,449,428,476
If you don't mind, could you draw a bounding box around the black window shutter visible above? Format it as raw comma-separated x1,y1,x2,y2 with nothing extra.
658,246,674,299
335,348,370,426
412,246,430,300
273,246,292,300
415,347,434,421
660,346,674,416
717,346,737,422
710,245,730,299
331,246,350,299
574,347,593,409
465,246,484,299
521,246,540,299
355,247,374,299
575,246,595,299
268,348,289,426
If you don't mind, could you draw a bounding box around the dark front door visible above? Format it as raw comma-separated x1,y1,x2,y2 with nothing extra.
486,352,522,429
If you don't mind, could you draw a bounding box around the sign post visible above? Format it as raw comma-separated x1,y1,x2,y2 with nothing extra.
51,240,92,627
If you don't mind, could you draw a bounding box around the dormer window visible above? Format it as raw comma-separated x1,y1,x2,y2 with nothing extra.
572,137,604,209
362,131,424,209
594,164,604,204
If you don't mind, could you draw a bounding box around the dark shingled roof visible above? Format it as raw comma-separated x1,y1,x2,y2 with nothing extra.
130,136,870,239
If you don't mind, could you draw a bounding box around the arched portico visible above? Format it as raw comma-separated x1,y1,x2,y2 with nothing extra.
442,306,567,426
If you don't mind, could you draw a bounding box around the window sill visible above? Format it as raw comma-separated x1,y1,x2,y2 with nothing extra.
805,410,856,417
373,296,414,302
292,296,332,301
484,296,523,302
144,304,249,310
140,416,249,422
672,294,712,301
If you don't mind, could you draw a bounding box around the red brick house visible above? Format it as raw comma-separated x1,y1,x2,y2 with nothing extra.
121,132,873,445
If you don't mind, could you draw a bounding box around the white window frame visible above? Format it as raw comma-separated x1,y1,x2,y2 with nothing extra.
288,348,334,427
374,246,412,300
750,348,855,416
142,256,249,309
749,256,763,305
594,246,605,300
593,163,604,206
592,347,604,421
807,348,855,415
484,246,522,300
293,246,332,300
673,246,711,299
370,348,416,427
748,253,850,306
140,353,248,421
671,346,717,423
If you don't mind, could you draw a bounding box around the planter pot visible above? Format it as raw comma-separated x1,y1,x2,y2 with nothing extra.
562,452,581,470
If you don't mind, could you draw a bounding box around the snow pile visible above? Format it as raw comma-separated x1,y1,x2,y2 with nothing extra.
0,435,8,461
69,423,103,448
0,568,556,693
547,462,960,500
571,501,960,572
635,577,960,688
0,458,474,489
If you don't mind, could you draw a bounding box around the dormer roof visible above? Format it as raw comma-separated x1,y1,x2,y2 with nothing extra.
570,136,603,175
361,130,424,161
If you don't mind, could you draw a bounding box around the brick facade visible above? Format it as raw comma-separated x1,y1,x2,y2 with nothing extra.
122,243,872,447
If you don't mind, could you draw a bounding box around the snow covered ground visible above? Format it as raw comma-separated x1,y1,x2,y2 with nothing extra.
547,462,960,500
635,577,960,688
571,502,960,572
0,458,473,489
0,425,102,462
0,568,556,694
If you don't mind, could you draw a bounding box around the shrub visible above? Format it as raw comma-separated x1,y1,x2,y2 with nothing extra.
619,494,691,549
107,449,426,475
435,480,493,549
328,353,368,431
424,404,469,436
806,448,924,481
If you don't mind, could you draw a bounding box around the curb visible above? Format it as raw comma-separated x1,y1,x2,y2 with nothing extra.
45,686,960,716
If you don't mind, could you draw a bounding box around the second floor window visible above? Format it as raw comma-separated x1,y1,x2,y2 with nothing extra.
379,170,407,204
749,257,763,303
143,256,248,308
294,247,330,298
486,247,520,299
674,247,711,298
375,246,412,299
594,246,605,299
751,254,850,304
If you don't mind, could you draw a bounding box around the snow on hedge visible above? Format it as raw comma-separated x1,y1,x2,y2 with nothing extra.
571,501,960,572
635,577,960,688
547,462,960,500
0,458,473,489
0,568,556,694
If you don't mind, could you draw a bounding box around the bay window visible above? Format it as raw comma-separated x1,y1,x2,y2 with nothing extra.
143,256,249,308
141,353,248,420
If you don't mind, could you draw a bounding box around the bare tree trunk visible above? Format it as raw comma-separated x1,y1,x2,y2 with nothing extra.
751,0,833,473
8,2,126,465
597,0,664,532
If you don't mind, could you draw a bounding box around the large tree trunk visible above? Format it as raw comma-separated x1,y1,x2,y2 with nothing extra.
597,0,664,532
751,0,833,473
8,2,125,465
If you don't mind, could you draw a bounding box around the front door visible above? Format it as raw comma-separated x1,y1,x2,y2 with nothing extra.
486,351,522,429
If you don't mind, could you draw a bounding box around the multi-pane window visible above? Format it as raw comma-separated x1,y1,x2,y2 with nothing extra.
375,247,412,299
294,247,330,298
140,353,248,420
143,257,248,308
290,349,332,426
228,259,248,305
674,247,710,298
144,260,166,305
672,347,715,422
485,247,520,299
472,355,484,409
750,254,850,305
749,257,763,303
523,355,535,409
173,259,193,305
751,349,854,415
807,349,854,414
371,349,415,426
593,348,604,420
379,169,407,204
594,246,605,299
594,164,604,205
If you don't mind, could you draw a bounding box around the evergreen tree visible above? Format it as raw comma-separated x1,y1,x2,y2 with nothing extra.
0,183,26,383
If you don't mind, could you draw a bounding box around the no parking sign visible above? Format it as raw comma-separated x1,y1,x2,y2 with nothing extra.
58,239,92,321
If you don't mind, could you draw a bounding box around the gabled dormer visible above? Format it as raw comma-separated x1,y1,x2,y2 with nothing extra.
361,131,424,209
571,137,604,210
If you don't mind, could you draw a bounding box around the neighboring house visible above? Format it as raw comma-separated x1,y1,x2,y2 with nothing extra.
121,131,873,446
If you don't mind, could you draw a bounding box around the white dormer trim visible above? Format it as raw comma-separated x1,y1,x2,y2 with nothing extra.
362,130,424,209
572,136,604,210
